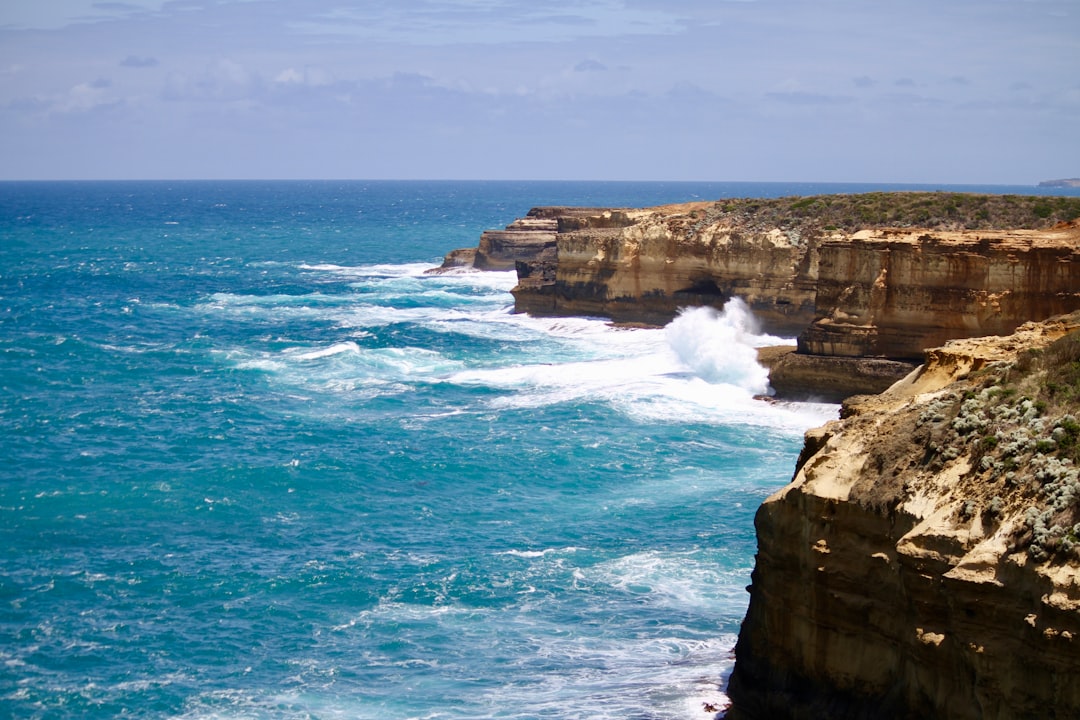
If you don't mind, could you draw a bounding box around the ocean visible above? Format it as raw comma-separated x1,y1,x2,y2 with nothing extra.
2,179,1075,719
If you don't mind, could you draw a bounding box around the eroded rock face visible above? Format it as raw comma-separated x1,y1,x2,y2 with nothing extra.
512,202,819,335
801,226,1080,360
432,207,623,273
507,208,1080,355
761,347,918,403
472,212,558,271
441,197,1080,400
727,313,1080,720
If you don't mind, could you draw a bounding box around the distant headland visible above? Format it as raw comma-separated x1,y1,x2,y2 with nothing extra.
1039,178,1080,188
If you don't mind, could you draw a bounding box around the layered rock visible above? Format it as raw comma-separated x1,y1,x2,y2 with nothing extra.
758,346,918,403
511,202,819,335
727,313,1080,719
472,211,558,271
429,207,618,273
801,225,1080,360
439,194,1080,398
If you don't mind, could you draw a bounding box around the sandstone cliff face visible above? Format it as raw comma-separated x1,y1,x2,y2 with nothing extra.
472,212,558,271
432,207,623,273
759,347,918,403
443,195,1080,398
513,202,819,336
727,313,1080,720
509,207,1080,360
801,225,1080,360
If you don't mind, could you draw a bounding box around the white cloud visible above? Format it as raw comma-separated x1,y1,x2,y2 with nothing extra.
273,66,333,87
288,0,685,45
42,78,120,114
274,67,304,85
162,59,257,102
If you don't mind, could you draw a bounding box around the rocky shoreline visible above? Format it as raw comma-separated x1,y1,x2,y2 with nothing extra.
728,312,1080,719
436,193,1080,401
437,191,1080,718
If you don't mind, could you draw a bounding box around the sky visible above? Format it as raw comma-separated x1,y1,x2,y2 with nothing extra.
0,0,1077,183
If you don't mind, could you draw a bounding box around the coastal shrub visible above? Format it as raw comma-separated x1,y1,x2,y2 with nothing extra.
1037,439,1058,454
1044,331,1080,367
704,192,1080,236
905,331,1080,560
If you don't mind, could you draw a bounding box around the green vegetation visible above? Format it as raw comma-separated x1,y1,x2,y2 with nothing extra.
913,328,1080,561
705,192,1080,234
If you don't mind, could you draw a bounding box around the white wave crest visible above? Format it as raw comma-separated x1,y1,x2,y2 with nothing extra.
665,300,770,394
590,550,750,612
298,261,435,277
444,297,838,432
498,547,583,559
286,341,361,361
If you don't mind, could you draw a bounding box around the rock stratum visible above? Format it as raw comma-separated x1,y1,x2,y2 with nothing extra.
726,312,1080,720
439,192,1080,401
508,201,820,336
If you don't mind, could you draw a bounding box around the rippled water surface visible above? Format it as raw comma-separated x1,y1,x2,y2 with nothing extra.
16,179,1061,717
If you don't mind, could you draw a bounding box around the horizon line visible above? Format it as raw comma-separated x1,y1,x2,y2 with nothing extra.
0,177,1056,187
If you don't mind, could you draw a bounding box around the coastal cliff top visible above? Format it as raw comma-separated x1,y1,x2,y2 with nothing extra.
842,222,1080,249
680,191,1080,234
530,192,1080,236
827,311,1080,568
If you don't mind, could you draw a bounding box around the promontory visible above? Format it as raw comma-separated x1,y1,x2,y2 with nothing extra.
435,190,1080,718
435,192,1080,401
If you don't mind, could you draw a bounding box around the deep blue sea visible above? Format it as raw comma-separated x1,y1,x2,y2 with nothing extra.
3,180,1076,719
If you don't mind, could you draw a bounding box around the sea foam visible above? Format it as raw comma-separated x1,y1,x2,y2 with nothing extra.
665,300,772,394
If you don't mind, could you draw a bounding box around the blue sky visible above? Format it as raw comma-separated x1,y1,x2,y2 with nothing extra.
1,0,1077,182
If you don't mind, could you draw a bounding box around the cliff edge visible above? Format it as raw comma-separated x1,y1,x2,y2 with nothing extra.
726,312,1080,719
439,192,1080,400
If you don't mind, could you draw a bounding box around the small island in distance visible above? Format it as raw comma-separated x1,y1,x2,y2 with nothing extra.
1039,178,1080,188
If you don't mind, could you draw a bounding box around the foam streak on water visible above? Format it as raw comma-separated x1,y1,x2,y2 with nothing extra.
0,181,845,720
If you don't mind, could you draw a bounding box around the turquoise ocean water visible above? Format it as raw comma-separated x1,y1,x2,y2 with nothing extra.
3,180,1076,719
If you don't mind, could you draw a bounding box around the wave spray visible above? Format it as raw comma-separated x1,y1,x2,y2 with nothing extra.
665,299,774,395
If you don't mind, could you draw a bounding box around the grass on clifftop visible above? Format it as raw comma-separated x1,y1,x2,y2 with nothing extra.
706,192,1080,233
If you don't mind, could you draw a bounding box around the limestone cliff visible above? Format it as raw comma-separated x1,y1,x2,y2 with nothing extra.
439,193,1080,398
726,313,1080,720
511,201,818,336
428,207,616,273
500,194,1080,335
801,225,1080,361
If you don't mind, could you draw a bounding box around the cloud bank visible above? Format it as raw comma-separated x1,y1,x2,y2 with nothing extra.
0,0,1076,182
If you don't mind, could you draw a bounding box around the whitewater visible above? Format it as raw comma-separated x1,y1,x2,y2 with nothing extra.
8,179,1062,718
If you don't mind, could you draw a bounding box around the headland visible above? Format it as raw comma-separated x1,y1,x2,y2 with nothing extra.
436,190,1080,718
435,192,1080,401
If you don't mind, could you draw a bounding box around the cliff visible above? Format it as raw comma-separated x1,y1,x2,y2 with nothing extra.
801,225,1080,361
515,201,819,335
428,207,615,273
1039,179,1080,188
439,193,1080,398
726,312,1080,719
